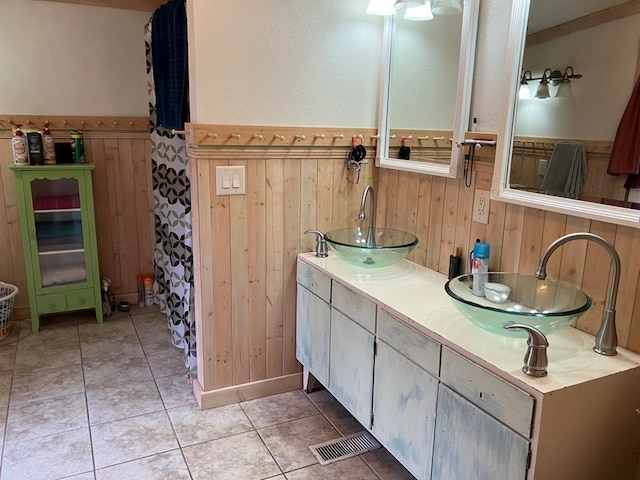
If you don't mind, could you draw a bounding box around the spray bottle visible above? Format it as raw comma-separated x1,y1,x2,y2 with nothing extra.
42,122,56,165
471,241,490,296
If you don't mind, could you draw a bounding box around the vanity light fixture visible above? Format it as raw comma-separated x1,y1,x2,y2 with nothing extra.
394,0,425,8
431,0,462,15
519,70,532,99
404,1,434,20
534,68,552,99
366,0,396,15
555,66,581,98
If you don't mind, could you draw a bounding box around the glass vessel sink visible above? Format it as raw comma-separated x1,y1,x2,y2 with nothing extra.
444,273,591,336
324,227,418,268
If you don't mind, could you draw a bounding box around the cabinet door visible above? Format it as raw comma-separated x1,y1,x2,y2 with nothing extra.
329,308,375,429
432,385,529,480
373,341,437,480
296,285,331,387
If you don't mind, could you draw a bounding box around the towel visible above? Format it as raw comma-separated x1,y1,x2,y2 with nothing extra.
151,0,188,131
541,141,588,199
608,75,640,183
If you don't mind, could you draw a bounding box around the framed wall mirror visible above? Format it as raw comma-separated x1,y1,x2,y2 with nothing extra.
375,0,480,177
493,0,640,227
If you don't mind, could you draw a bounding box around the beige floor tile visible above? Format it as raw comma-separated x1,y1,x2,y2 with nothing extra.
91,410,179,469
0,404,6,449
0,372,12,407
241,390,319,429
138,327,175,354
145,347,187,378
10,363,84,406
78,316,136,340
14,336,81,374
80,331,144,363
182,430,281,480
2,428,93,480
130,310,166,329
5,392,88,443
307,389,365,436
0,342,16,374
258,414,341,472
361,448,416,480
285,456,381,480
168,402,253,447
64,473,96,480
95,450,191,480
155,373,197,408
83,354,153,390
86,379,164,425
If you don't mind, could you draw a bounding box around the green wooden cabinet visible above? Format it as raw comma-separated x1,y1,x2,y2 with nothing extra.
10,164,103,332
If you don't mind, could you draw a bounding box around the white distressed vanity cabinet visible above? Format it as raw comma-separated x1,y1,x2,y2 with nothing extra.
296,254,640,480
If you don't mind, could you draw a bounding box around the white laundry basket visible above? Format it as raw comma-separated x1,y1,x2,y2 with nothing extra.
0,282,18,340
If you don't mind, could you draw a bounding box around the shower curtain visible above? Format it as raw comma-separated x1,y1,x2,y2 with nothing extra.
145,19,196,377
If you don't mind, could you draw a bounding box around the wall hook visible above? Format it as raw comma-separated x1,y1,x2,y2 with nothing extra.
333,133,344,140
295,134,306,142
208,133,218,139
230,133,241,140
252,134,265,141
274,134,285,141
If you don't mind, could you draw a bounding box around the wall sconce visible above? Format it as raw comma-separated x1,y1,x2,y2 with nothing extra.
366,0,396,15
521,66,583,99
368,0,455,19
404,1,434,20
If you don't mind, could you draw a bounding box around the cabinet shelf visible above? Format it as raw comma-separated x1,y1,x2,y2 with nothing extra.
34,208,82,214
38,248,85,256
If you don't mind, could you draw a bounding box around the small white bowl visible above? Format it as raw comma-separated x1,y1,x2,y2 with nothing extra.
484,282,511,303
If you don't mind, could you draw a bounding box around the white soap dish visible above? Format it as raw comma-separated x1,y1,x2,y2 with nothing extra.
484,282,511,303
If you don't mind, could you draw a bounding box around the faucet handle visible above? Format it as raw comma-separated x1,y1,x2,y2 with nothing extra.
503,322,549,377
304,230,329,258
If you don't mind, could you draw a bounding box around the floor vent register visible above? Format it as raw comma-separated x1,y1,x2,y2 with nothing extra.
309,431,381,465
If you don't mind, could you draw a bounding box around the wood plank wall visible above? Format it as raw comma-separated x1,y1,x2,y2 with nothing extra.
0,116,155,319
377,162,640,353
189,143,377,395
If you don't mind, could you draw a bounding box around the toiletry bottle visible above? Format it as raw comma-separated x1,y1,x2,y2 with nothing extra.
42,122,56,164
144,274,154,307
471,241,490,296
11,125,29,165
136,274,145,307
448,246,462,280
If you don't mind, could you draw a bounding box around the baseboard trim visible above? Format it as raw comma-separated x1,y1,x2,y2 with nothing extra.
193,373,303,410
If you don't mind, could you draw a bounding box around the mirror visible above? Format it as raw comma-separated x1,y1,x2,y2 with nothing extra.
375,0,480,177
493,0,640,227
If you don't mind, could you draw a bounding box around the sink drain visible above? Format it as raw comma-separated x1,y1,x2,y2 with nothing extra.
309,431,381,465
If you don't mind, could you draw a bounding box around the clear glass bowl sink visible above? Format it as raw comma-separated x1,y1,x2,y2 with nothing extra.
324,227,418,268
444,273,591,336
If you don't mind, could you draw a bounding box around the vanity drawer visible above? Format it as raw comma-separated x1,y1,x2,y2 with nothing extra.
378,309,440,377
36,293,67,313
331,281,376,333
66,289,95,310
297,260,331,303
440,347,534,438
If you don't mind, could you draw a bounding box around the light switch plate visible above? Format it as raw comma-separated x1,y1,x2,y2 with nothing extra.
216,166,246,195
472,189,490,224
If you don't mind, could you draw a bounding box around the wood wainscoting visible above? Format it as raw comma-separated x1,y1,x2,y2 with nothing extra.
187,124,378,407
0,115,154,319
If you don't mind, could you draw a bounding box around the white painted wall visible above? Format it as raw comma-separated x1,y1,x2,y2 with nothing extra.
0,0,149,116
188,0,384,127
516,14,640,140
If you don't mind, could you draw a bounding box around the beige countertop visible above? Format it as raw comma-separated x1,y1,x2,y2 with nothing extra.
299,252,640,395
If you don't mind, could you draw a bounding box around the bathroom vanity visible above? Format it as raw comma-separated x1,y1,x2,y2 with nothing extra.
296,253,640,480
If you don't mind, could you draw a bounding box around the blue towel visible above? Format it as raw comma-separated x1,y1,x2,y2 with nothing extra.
151,0,188,131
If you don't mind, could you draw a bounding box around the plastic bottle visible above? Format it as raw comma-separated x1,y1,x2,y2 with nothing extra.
11,125,29,165
137,274,145,307
42,122,56,165
144,274,154,306
471,241,490,296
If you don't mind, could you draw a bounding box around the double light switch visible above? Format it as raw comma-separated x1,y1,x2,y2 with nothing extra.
216,166,246,195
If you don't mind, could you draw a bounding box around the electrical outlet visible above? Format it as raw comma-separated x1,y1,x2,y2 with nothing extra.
538,159,548,176
473,189,490,224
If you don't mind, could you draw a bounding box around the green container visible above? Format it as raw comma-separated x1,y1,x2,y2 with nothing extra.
70,131,85,163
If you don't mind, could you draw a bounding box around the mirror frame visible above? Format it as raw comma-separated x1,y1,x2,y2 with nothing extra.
375,0,480,177
492,0,640,228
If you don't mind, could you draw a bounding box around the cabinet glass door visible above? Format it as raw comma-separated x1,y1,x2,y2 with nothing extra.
29,177,87,289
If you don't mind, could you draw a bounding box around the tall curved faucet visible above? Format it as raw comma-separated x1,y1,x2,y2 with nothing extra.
535,232,621,356
358,185,376,247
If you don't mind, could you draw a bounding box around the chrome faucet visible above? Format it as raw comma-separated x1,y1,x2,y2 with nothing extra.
503,322,549,377
535,232,621,356
358,185,376,247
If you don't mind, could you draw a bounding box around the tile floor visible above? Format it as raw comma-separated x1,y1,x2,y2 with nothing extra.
0,306,415,480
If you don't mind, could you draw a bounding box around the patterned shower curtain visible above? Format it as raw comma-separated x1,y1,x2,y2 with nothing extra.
145,22,197,377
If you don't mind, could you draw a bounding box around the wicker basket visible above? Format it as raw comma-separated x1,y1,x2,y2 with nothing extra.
0,282,18,340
